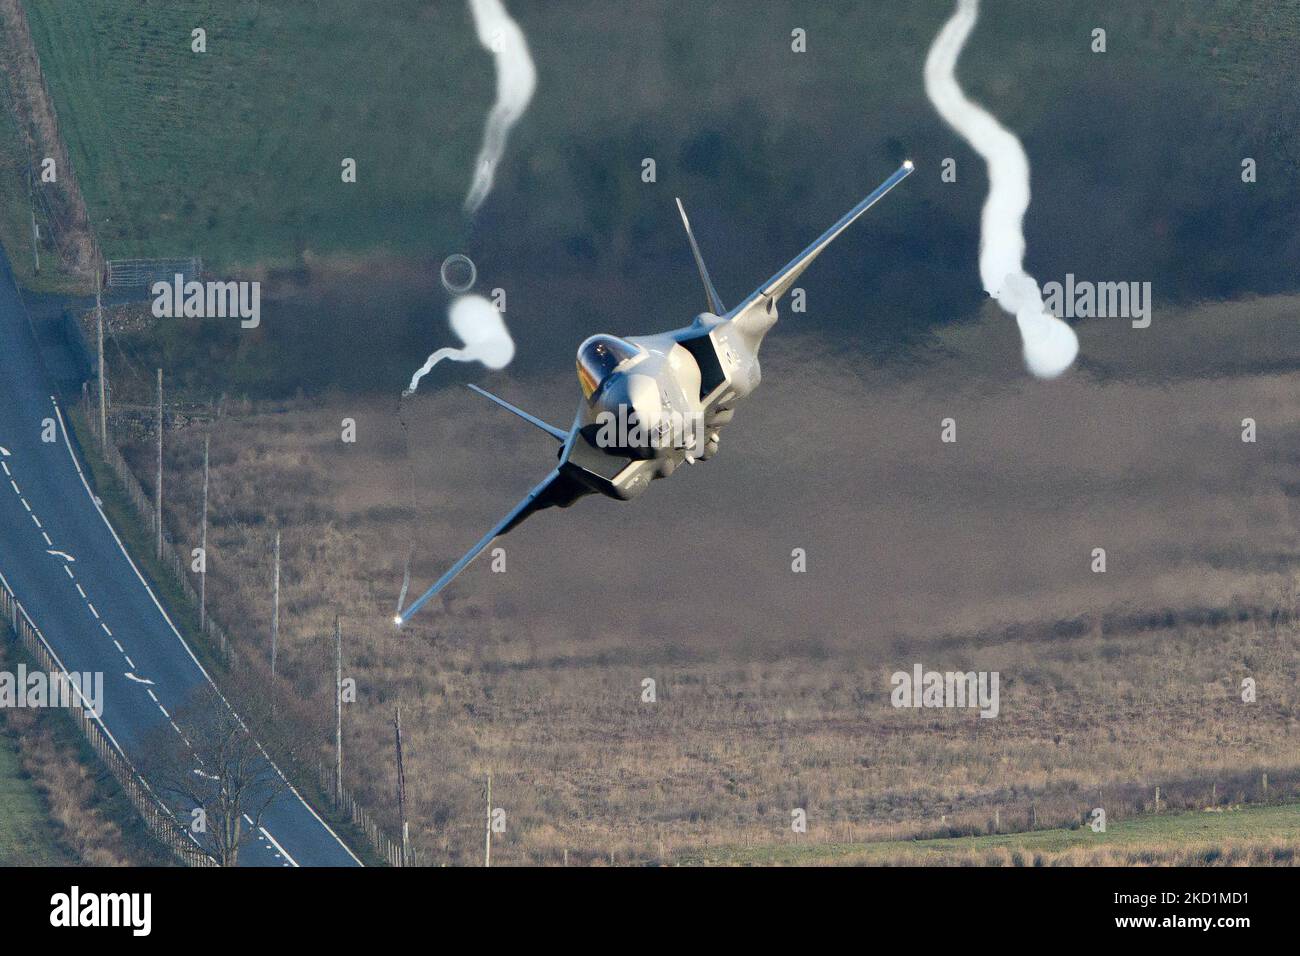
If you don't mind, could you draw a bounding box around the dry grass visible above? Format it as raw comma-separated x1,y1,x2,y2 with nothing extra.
0,643,160,866
115,411,1299,865
104,290,1299,865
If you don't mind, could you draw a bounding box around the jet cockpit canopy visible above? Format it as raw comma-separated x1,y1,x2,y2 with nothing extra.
576,334,640,399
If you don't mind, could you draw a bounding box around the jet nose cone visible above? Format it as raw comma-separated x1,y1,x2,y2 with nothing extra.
603,375,660,425
591,374,670,455
624,374,663,427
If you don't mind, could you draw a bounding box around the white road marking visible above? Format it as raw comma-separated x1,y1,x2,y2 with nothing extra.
0,568,129,758
20,498,30,512
45,549,75,562
146,689,158,702
88,603,99,619
62,565,74,580
240,814,295,865
101,622,112,636
0,446,9,456
124,655,135,668
40,532,51,545
75,583,85,598
123,672,154,685
157,704,169,719
252,821,298,866
30,513,40,528
113,640,124,653
9,479,18,494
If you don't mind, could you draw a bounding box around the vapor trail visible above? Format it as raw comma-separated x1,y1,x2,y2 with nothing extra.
924,0,1078,379
404,294,515,394
463,0,536,215
396,547,412,615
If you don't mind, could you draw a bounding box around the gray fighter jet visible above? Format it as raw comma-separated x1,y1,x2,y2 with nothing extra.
396,161,913,625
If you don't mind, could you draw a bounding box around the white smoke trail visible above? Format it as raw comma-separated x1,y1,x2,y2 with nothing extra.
396,546,412,614
924,0,1078,379
404,294,516,394
463,0,537,215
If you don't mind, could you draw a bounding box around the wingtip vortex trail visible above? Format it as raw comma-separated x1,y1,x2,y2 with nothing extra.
923,0,1079,379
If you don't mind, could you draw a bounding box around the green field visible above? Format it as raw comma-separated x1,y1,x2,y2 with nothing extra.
0,723,71,866
11,0,1300,403
678,803,1300,866
0,28,84,293
20,0,489,270
14,0,1300,288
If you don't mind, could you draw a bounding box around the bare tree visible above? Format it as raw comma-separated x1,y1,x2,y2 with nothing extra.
140,682,288,867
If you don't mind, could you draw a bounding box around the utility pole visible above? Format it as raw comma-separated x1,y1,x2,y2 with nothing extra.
271,529,280,679
199,434,209,632
155,368,162,559
484,771,492,868
96,271,106,449
334,614,343,806
393,704,408,867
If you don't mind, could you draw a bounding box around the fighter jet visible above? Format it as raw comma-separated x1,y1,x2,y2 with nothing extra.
396,161,913,625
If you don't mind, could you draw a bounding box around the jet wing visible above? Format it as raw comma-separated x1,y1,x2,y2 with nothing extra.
724,161,913,328
395,467,582,624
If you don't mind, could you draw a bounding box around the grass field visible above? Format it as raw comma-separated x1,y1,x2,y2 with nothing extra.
0,724,70,865
677,802,1300,866
16,1,1300,867
20,0,487,270
13,0,1300,293
7,0,1298,402
94,289,1299,866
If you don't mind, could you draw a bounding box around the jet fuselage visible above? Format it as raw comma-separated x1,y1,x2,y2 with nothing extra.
564,305,772,500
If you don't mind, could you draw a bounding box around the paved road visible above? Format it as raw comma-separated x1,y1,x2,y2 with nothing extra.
0,248,360,867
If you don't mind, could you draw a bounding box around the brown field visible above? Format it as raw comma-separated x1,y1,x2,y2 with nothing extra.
103,290,1300,865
